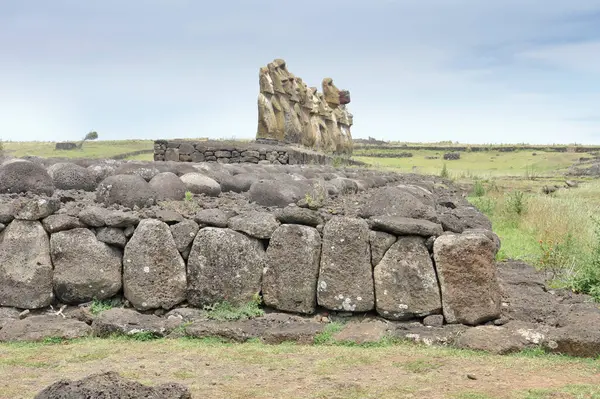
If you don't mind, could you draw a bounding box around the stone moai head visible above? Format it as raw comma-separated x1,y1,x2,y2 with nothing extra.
259,66,274,95
322,78,341,108
267,60,286,94
309,87,321,114
287,73,301,103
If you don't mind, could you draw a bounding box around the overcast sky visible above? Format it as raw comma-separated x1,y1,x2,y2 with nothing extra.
1,0,600,144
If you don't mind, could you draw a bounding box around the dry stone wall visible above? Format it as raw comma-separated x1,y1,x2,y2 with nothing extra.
0,157,502,328
153,140,362,166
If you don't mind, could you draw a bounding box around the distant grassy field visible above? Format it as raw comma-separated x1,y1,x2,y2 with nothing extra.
2,140,153,159
353,150,583,179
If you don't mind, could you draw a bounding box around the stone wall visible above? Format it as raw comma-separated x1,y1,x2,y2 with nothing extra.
153,140,363,166
0,200,500,326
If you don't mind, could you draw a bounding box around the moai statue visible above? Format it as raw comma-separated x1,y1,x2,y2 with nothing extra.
322,78,341,109
267,61,287,139
317,92,339,152
295,77,317,148
283,71,303,144
257,67,279,140
310,87,328,151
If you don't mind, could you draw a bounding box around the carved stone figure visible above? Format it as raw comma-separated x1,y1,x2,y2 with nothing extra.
256,59,353,154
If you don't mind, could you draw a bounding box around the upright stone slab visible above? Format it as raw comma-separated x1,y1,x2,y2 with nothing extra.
50,228,122,304
0,220,53,309
187,227,265,307
263,224,322,314
123,219,187,310
317,217,373,312
369,230,396,267
374,237,442,320
433,233,501,325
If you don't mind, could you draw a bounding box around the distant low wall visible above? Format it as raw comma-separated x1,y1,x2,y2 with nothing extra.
153,140,364,166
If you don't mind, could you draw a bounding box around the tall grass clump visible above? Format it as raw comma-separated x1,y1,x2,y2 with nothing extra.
469,181,600,298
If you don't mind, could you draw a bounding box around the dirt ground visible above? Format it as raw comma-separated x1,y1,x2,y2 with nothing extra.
1,338,599,399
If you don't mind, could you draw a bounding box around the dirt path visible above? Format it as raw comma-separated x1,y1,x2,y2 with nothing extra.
1,338,599,399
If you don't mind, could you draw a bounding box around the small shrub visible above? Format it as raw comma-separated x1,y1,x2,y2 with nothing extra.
525,164,539,180
537,233,576,280
469,196,495,217
313,322,345,345
440,163,449,179
90,299,114,315
472,180,486,197
184,191,193,202
505,190,526,216
304,180,327,209
570,218,600,301
204,293,264,321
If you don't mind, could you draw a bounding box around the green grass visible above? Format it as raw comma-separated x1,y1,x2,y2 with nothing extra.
354,149,582,178
2,140,153,159
204,294,265,321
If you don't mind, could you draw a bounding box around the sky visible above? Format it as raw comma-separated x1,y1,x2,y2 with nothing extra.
1,0,600,144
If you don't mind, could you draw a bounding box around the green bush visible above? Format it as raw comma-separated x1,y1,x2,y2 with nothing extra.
505,190,526,216
570,218,600,301
204,293,264,321
440,163,449,179
472,180,486,197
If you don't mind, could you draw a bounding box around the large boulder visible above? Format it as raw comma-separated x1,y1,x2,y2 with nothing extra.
369,216,443,237
275,205,323,227
0,315,91,342
179,173,221,197
0,220,53,309
433,233,501,325
96,174,157,209
262,224,322,314
227,211,280,239
221,173,260,193
149,172,186,201
50,228,122,304
194,208,229,227
0,159,54,195
34,371,191,399
13,198,61,221
92,308,182,338
187,227,265,307
248,180,308,207
317,217,374,312
47,162,96,191
358,186,438,222
42,214,84,233
123,219,187,310
114,162,162,181
374,237,442,320
437,206,493,233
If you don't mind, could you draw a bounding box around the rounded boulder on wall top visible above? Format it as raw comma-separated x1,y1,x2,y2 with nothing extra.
0,159,55,196
47,162,97,191
149,172,186,201
96,174,157,209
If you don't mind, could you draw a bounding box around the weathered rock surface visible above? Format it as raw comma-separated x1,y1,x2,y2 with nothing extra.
50,228,122,303
96,174,157,208
434,233,501,325
105,210,140,227
374,237,442,320
369,216,443,237
263,224,322,314
359,186,438,221
95,227,127,247
228,211,280,239
369,230,396,266
194,208,229,227
275,205,323,227
180,173,221,196
149,172,187,201
92,308,182,337
0,160,55,196
78,206,109,227
47,162,96,191
34,371,191,399
42,214,84,233
0,316,91,342
184,313,324,344
187,227,265,307
0,220,53,309
123,219,187,310
13,198,61,220
317,217,374,312
333,320,390,344
248,180,308,207
170,219,200,252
